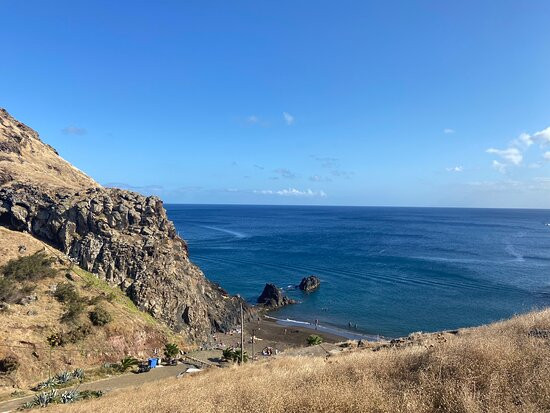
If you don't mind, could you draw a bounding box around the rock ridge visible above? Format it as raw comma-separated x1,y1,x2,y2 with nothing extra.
0,109,246,342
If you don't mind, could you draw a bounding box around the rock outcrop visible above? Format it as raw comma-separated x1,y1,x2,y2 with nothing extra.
0,108,246,342
298,275,321,292
257,283,295,308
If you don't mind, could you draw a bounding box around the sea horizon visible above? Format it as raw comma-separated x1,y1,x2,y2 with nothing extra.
165,202,550,211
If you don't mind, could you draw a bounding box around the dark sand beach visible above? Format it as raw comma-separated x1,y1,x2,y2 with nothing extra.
211,315,350,357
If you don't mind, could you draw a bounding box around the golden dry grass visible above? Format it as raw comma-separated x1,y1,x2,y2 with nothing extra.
0,228,189,393
50,308,550,413
0,108,98,191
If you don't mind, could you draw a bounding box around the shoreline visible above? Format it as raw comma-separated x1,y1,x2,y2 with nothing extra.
212,314,353,354
263,315,382,341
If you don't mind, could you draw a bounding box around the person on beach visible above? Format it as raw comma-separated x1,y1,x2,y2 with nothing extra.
315,319,319,330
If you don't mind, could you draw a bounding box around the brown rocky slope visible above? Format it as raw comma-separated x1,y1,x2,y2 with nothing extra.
0,108,244,342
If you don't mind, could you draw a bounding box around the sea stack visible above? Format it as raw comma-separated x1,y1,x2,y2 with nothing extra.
298,275,321,292
257,283,295,308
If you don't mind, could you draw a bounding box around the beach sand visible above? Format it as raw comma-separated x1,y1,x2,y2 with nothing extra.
210,315,348,358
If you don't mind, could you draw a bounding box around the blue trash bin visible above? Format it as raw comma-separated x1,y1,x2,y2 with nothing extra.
148,358,158,368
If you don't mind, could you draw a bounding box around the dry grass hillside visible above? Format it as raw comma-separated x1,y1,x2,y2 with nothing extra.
0,108,98,190
0,227,189,395
50,308,550,413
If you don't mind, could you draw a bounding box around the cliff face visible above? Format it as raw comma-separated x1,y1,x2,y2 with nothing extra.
0,109,244,342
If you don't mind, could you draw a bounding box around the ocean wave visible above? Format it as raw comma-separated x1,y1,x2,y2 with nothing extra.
201,225,247,239
505,243,525,262
266,315,381,341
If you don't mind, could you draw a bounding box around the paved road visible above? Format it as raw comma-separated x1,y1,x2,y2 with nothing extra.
0,364,194,412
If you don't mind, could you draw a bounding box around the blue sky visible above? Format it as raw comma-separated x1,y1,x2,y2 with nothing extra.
1,1,550,207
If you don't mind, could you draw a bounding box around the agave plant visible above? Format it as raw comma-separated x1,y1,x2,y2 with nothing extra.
60,389,81,404
72,368,85,380
21,401,36,409
56,370,73,383
34,388,58,407
222,347,235,362
232,348,249,363
34,376,60,390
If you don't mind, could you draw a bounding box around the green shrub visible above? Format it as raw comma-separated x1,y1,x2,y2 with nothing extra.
307,334,323,346
222,347,235,362
54,282,86,324
0,271,36,304
89,305,112,326
61,300,85,323
221,347,248,363
87,292,116,305
63,322,92,343
54,282,79,303
47,333,64,347
0,355,19,374
0,277,16,303
233,348,249,363
163,343,180,360
1,252,56,281
79,390,103,400
119,356,139,372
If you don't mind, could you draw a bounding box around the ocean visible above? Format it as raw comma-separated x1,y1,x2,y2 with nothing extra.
166,205,550,338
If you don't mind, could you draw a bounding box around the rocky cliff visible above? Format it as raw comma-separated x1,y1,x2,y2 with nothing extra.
0,108,244,342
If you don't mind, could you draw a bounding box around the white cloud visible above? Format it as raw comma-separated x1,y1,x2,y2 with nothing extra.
246,115,260,124
544,151,550,161
443,128,455,134
62,125,86,135
492,160,507,174
273,168,296,179
446,166,463,172
513,127,550,147
517,132,533,147
311,156,339,168
534,127,550,144
309,175,332,182
254,188,327,197
283,112,294,125
330,169,354,179
486,147,522,165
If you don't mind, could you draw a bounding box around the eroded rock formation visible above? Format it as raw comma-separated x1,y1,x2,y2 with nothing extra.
257,283,295,308
0,108,246,342
298,275,321,292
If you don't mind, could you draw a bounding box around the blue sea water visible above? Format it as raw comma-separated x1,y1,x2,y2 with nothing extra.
166,205,550,338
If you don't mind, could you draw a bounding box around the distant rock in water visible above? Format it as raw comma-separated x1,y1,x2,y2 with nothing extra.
299,275,321,292
257,283,295,308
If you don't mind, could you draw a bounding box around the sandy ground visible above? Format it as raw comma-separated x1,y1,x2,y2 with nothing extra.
210,315,347,359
